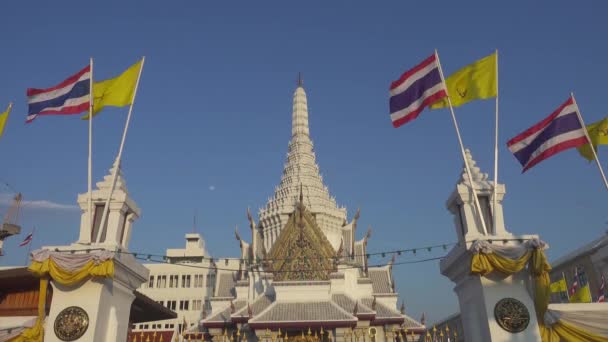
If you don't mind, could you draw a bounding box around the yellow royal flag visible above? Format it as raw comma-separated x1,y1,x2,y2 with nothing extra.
549,279,567,293
82,59,143,119
577,116,608,161
569,284,592,303
0,103,12,139
430,52,497,109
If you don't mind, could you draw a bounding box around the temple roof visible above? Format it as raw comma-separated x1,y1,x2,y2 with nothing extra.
369,269,393,294
331,294,374,316
267,198,336,281
232,293,275,320
215,272,236,297
248,301,356,325
205,300,246,325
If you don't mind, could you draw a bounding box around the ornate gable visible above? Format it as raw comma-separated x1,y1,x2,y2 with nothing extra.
267,199,336,281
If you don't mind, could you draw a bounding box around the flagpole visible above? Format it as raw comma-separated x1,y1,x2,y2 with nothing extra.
571,93,608,192
562,272,570,302
492,49,499,235
23,227,35,266
88,57,94,243
95,57,145,243
435,50,489,235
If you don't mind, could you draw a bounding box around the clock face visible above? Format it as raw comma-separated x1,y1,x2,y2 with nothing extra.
54,306,89,341
494,298,530,333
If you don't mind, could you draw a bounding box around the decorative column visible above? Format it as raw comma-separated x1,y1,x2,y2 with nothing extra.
440,149,542,342
39,163,148,341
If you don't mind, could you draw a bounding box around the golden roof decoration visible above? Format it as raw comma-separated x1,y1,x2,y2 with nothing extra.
267,198,336,281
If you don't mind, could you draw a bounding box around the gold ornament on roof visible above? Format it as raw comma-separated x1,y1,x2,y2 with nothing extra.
267,199,336,281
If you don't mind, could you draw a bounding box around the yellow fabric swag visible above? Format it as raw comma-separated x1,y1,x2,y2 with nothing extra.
471,244,608,341
28,258,114,286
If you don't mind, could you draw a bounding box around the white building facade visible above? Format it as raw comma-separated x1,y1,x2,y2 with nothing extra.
134,233,216,336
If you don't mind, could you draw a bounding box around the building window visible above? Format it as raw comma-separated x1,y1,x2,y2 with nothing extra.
157,275,167,288
149,275,154,288
169,275,179,288
167,300,177,311
194,274,204,288
192,299,202,311
179,300,189,311
182,275,191,288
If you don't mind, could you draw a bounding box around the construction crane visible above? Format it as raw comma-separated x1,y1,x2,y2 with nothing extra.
0,193,22,256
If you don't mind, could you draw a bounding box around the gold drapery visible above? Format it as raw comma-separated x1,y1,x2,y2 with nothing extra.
28,258,114,285
8,278,48,342
8,255,115,342
471,245,608,341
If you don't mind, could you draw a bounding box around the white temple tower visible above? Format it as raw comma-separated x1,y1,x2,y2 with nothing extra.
440,150,542,342
258,79,347,251
43,164,148,342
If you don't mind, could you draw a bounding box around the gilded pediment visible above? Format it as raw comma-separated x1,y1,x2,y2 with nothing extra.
267,201,336,281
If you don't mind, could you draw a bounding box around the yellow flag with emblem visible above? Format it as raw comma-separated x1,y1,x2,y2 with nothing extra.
82,59,143,119
577,116,608,161
569,284,592,303
0,103,12,139
430,52,497,109
549,279,567,293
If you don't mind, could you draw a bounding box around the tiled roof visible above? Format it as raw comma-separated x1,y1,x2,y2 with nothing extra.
361,298,401,319
354,242,365,267
216,272,236,297
204,300,246,323
342,228,352,256
233,293,275,318
250,301,355,322
368,269,392,293
402,314,424,329
331,294,374,314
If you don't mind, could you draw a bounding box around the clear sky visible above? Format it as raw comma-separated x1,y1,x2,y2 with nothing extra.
1,0,607,323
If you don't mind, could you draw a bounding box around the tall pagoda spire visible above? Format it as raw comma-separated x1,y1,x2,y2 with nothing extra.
291,74,310,137
258,79,346,251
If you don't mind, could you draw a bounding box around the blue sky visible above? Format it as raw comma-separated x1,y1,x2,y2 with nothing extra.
1,1,607,323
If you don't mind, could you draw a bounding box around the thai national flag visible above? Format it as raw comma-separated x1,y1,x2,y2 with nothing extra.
389,53,447,128
569,267,579,297
26,65,91,123
19,232,33,247
507,96,588,172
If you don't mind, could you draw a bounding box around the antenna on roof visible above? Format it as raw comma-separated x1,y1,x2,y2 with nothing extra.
297,72,303,87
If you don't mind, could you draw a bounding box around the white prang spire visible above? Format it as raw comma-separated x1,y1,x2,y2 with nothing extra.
258,80,347,251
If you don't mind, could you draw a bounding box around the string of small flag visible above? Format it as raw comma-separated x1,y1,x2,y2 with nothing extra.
45,237,537,269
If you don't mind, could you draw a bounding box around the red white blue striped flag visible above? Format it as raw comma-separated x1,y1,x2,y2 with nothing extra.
19,232,33,247
26,65,91,123
507,96,588,172
389,53,447,128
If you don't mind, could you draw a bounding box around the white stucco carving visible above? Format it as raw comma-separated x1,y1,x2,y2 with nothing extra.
258,86,346,251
